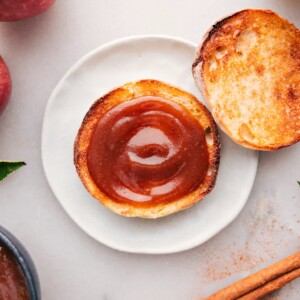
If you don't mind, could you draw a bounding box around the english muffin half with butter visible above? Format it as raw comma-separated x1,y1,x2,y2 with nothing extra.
74,80,220,218
193,9,300,150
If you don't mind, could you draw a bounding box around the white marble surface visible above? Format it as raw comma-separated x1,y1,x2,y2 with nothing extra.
0,0,299,299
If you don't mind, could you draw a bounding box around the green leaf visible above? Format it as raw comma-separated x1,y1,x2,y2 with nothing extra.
0,161,26,181
298,181,300,186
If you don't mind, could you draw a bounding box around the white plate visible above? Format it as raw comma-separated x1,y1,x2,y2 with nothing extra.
42,35,258,254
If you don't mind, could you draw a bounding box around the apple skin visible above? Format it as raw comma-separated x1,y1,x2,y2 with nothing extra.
0,57,12,115
0,0,55,22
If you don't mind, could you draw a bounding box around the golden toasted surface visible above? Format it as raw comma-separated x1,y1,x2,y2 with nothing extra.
193,9,300,150
74,80,220,218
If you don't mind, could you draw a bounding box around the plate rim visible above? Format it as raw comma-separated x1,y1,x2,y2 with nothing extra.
41,34,258,254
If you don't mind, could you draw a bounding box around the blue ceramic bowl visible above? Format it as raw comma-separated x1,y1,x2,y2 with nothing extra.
0,225,41,300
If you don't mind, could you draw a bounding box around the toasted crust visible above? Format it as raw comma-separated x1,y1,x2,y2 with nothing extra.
193,9,300,150
74,80,220,218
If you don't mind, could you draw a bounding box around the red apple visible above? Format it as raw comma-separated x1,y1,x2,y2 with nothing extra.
0,0,55,21
0,57,12,115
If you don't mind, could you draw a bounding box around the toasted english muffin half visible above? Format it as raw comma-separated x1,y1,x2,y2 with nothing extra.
193,9,300,150
74,80,220,218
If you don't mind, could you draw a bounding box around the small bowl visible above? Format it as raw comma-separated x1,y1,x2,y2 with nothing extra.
0,225,41,300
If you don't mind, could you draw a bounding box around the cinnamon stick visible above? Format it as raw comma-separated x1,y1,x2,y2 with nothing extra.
205,252,300,300
239,268,300,300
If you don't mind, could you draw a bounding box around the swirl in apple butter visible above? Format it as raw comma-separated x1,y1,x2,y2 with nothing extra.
87,96,209,206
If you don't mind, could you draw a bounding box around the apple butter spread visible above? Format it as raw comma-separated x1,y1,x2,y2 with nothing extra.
75,80,220,218
0,244,29,300
87,96,209,206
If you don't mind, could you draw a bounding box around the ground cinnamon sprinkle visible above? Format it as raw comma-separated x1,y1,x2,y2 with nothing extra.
202,242,266,281
200,194,299,283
